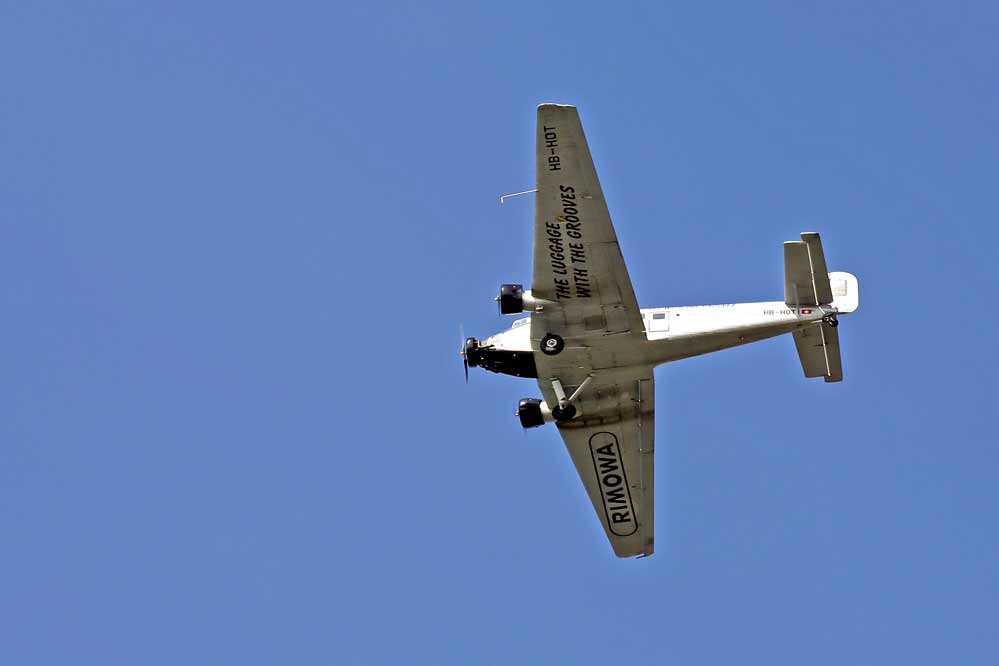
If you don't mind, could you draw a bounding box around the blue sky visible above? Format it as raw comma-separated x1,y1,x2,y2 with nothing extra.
3,2,998,663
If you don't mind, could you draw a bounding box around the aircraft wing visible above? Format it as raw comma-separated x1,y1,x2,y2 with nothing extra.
531,104,645,339
537,365,656,558
530,105,653,557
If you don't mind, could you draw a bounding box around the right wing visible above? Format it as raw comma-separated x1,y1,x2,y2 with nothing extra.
549,370,655,558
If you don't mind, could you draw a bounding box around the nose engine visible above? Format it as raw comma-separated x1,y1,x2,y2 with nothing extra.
463,337,482,367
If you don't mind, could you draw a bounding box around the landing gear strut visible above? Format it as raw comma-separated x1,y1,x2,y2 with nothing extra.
548,375,593,423
551,404,577,422
540,333,565,356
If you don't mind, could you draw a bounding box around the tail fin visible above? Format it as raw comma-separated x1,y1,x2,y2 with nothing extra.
784,232,859,383
828,271,859,313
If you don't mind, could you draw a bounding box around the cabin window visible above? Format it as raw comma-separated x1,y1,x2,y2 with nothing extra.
652,313,666,320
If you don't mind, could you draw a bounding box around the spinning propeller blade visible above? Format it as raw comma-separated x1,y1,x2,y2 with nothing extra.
459,324,468,383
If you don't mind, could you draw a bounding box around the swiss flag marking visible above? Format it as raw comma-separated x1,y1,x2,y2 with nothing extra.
801,308,813,314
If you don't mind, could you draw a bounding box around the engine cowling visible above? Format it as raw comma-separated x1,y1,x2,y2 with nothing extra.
497,283,548,315
497,284,524,315
463,337,482,367
517,398,554,429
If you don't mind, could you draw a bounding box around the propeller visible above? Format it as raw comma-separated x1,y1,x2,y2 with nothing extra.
459,324,469,383
458,325,485,383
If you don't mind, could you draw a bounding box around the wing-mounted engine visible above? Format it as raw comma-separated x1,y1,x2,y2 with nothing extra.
496,284,550,315
516,391,581,428
497,284,524,314
517,398,553,428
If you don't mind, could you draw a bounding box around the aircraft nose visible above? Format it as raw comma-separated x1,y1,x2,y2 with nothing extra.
463,337,482,367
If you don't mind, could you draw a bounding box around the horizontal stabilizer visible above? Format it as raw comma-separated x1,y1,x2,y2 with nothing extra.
793,322,842,382
784,232,834,306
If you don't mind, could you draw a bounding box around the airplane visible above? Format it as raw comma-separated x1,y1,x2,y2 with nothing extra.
461,103,859,558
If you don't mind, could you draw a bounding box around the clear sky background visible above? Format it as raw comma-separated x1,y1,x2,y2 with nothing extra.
3,2,998,664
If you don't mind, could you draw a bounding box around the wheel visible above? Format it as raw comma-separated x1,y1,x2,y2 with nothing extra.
540,333,565,356
552,404,577,422
827,316,839,328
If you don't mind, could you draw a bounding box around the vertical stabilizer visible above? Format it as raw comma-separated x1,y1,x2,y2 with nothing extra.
828,271,859,313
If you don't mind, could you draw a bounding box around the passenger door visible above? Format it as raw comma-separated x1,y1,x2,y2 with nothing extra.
648,310,669,333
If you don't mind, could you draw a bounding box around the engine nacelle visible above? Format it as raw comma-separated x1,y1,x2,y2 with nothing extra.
497,284,546,315
463,337,482,367
497,284,524,315
517,398,554,429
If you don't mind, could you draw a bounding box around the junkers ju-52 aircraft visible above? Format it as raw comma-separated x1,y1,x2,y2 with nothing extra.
461,104,859,558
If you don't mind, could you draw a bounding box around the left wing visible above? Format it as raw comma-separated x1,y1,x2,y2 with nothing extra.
541,368,655,558
532,104,645,339
530,104,654,557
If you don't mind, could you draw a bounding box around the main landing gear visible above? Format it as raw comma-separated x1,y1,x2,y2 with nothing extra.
540,333,565,355
551,404,577,422
517,375,595,429
822,314,839,328
550,375,593,423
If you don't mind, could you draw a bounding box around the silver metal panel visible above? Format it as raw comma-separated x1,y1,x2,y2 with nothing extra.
785,234,835,307
784,241,817,307
532,104,645,341
800,232,834,305
552,371,655,558
793,322,843,382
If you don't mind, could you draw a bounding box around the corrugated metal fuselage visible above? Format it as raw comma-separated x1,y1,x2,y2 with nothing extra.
476,296,853,379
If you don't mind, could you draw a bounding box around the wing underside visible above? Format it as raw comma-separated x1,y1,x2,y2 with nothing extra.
532,104,645,340
531,104,654,557
550,372,655,558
